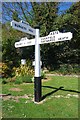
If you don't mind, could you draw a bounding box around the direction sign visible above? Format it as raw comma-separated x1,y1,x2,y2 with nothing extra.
15,32,72,48
39,35,55,44
39,32,72,44
15,39,35,48
49,30,60,35
55,32,72,42
20,37,29,41
11,20,36,36
20,20,29,26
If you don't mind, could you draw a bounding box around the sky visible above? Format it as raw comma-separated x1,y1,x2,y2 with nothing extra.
58,2,73,14
1,2,73,23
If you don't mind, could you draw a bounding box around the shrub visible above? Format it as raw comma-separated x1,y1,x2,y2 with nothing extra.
1,62,16,78
22,74,32,83
15,76,23,84
2,77,15,84
14,64,34,77
41,70,46,79
59,64,68,75
1,63,10,78
59,64,79,75
67,64,73,73
15,74,32,84
2,78,8,84
72,64,80,74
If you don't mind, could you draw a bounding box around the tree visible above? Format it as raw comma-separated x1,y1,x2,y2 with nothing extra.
12,11,20,21
2,2,79,72
54,2,80,65
0,22,2,62
2,2,59,70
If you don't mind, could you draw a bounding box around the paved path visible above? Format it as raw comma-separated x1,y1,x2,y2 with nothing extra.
46,73,79,77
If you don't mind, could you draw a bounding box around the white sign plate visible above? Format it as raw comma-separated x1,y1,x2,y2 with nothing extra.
20,20,29,26
39,35,55,44
15,39,35,48
55,32,72,42
11,20,36,36
39,32,72,44
15,32,72,48
49,31,60,35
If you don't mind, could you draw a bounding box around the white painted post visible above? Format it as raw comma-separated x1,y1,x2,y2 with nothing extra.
35,28,41,77
34,28,41,102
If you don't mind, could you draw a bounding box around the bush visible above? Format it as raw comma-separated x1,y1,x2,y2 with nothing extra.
72,64,80,74
59,64,68,75
14,64,34,84
2,78,8,84
1,62,16,78
15,76,23,84
15,74,32,84
41,70,46,79
59,64,79,75
1,63,10,78
14,64,34,77
22,74,32,83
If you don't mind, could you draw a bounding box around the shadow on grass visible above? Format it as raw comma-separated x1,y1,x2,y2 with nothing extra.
41,86,80,100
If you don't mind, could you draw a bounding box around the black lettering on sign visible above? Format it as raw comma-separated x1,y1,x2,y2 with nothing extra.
29,29,33,33
22,21,29,26
19,43,22,45
27,41,31,44
58,38,62,40
15,23,27,30
49,36,55,41
66,37,68,39
58,36,69,40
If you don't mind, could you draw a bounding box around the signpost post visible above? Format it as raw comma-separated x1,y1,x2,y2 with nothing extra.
34,27,41,102
11,20,73,103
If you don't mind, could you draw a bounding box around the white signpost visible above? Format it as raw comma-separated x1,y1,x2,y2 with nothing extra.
11,20,73,102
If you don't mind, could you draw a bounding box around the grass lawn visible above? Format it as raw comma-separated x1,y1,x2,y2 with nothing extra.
1,75,79,119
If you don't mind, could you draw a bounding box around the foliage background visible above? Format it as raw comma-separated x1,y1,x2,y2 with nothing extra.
1,2,80,77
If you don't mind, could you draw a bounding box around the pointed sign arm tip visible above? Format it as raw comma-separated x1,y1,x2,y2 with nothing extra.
11,20,15,27
10,21,12,27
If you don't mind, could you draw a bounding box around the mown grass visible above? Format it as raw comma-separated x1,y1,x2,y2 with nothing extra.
1,75,79,119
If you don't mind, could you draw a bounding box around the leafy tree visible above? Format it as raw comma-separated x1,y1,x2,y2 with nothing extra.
2,2,79,74
12,11,20,21
30,2,60,69
2,2,59,70
0,23,2,62
55,2,80,66
2,22,27,76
